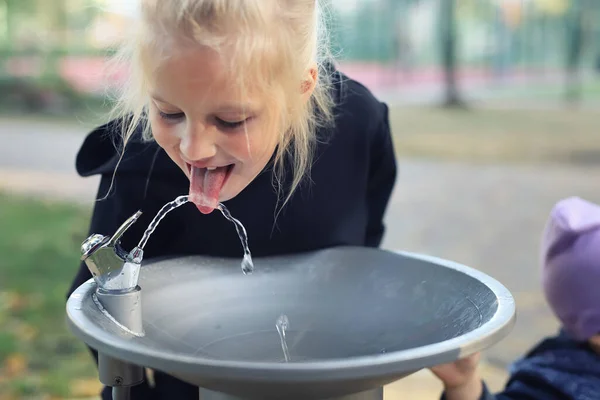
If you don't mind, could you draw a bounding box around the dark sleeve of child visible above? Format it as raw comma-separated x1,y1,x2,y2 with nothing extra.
441,379,563,400
364,102,396,247
440,377,568,400
441,331,598,400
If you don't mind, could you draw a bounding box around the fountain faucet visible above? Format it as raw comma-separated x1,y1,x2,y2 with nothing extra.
81,210,145,293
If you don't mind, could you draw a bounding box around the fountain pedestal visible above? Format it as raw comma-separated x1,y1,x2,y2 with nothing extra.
67,247,515,400
199,388,383,400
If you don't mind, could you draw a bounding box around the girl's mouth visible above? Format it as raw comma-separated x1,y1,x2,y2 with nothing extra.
187,163,234,214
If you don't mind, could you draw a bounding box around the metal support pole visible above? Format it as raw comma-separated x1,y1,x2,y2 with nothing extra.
112,386,131,400
94,287,145,399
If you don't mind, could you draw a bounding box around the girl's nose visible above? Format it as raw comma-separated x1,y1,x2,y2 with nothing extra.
179,122,218,161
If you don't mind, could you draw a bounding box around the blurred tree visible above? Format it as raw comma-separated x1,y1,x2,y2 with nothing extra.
2,0,103,110
565,0,581,103
3,0,37,47
439,0,464,107
563,0,594,104
386,0,412,79
36,0,68,49
3,0,100,51
534,0,569,16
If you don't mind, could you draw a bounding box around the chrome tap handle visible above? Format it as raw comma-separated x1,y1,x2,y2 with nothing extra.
81,211,143,260
80,210,143,292
108,211,143,247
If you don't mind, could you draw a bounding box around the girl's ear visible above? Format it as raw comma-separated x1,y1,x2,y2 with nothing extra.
301,63,318,101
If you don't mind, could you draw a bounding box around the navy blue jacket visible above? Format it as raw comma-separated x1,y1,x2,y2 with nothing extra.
67,68,397,400
443,330,600,400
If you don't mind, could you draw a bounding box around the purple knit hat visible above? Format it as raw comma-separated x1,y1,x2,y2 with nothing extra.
541,196,600,341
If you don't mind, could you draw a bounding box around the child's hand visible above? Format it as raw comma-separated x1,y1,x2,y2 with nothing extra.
430,352,483,400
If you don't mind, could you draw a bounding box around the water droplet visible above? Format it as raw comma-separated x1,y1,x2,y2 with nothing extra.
218,203,254,274
241,254,254,274
276,315,289,331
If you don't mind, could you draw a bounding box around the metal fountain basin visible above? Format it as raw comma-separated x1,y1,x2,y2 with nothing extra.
67,246,516,400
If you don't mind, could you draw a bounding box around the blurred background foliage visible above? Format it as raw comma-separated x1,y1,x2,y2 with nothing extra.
1,0,600,114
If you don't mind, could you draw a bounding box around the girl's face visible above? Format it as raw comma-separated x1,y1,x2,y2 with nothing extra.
148,47,280,211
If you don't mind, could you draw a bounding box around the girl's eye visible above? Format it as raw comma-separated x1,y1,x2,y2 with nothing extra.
216,117,249,130
158,110,185,121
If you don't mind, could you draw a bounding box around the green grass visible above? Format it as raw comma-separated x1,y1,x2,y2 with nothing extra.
0,192,101,399
486,77,600,99
389,106,600,165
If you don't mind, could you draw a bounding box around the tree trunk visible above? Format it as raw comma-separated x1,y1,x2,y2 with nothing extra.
5,0,14,45
565,0,584,104
439,0,465,108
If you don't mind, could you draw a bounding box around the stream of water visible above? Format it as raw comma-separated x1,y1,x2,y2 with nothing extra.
137,195,254,274
276,314,291,362
137,195,190,250
217,203,254,274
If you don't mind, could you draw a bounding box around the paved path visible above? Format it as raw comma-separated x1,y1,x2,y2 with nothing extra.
0,118,100,204
2,118,600,395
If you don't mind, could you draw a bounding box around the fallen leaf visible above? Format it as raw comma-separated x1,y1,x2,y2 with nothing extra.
4,292,28,312
70,378,103,397
0,291,10,312
2,353,27,377
14,322,38,341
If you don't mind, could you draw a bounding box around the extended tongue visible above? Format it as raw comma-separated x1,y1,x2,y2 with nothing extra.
189,166,227,214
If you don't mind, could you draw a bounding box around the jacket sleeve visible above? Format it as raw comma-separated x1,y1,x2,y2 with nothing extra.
440,377,561,400
365,102,397,247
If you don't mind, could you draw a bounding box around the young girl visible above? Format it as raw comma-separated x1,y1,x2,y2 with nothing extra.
67,1,397,399
431,196,600,400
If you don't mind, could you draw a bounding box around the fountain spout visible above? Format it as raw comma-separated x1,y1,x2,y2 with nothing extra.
79,211,147,398
81,210,145,293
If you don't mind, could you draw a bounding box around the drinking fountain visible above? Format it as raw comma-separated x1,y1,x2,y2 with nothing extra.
67,209,516,400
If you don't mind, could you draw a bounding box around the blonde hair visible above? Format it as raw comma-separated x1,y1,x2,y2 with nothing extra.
106,0,336,207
